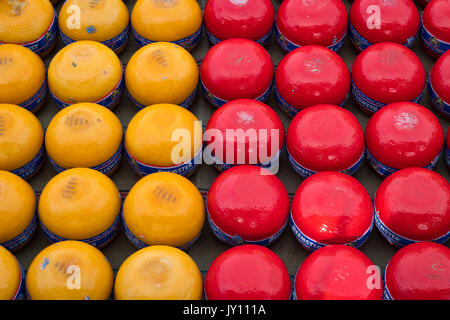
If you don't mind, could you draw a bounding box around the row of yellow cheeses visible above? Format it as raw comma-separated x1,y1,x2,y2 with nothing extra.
0,0,202,56
0,102,201,180
0,167,204,252
0,41,198,113
1,242,203,300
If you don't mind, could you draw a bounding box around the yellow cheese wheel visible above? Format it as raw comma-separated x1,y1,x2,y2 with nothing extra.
38,168,121,246
114,245,203,300
0,104,44,179
125,104,202,176
123,172,205,249
26,241,114,300
0,246,23,300
131,0,202,42
125,42,198,108
48,40,123,109
45,103,123,174
0,0,57,57
58,0,129,53
0,44,46,112
0,170,36,251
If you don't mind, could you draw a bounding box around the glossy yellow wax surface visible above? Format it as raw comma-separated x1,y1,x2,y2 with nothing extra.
131,0,202,42
0,104,43,171
0,170,36,244
0,246,21,300
26,241,114,300
0,44,45,106
59,0,129,42
38,168,121,240
0,0,54,44
125,42,198,106
45,103,123,169
114,245,203,300
125,104,202,166
48,41,123,104
123,172,205,247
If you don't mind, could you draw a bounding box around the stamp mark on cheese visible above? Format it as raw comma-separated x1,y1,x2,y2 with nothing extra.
143,257,172,286
0,57,13,65
0,116,5,136
394,112,419,129
8,0,26,16
62,177,77,199
151,50,168,67
89,0,100,8
236,111,255,124
154,0,178,8
230,0,248,5
153,185,177,203
65,114,92,130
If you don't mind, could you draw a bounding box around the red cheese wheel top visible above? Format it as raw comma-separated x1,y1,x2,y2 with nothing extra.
204,0,275,41
375,168,450,241
287,104,364,172
294,245,383,300
204,245,291,300
365,102,444,169
200,39,273,101
385,242,450,300
276,0,348,47
291,172,373,245
350,0,420,45
207,165,289,241
205,99,284,165
422,0,450,44
352,42,426,104
430,50,450,103
275,46,350,110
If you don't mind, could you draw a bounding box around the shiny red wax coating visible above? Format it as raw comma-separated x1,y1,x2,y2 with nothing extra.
200,39,273,101
286,104,364,172
204,0,275,41
352,42,426,104
385,242,450,300
204,245,291,300
275,46,350,110
430,50,450,103
291,172,373,245
350,0,420,44
207,165,289,241
375,168,450,241
422,0,450,43
276,0,348,47
205,99,284,164
365,102,444,169
294,245,383,300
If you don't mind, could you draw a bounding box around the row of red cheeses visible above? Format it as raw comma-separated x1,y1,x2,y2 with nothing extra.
1,0,449,58
1,240,448,300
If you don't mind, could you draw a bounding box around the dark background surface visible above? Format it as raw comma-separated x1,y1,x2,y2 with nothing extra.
15,0,449,281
